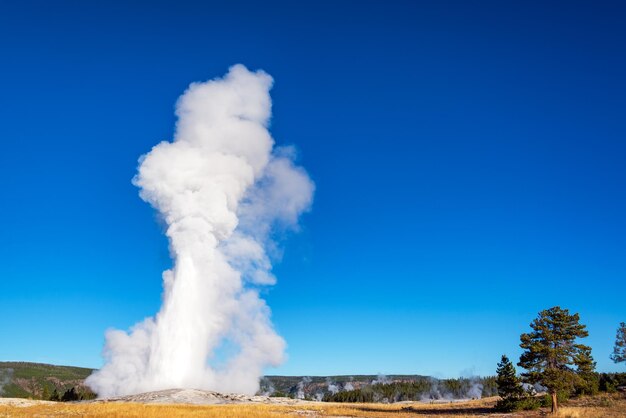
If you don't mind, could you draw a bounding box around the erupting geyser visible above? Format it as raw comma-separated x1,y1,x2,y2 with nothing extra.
87,65,314,397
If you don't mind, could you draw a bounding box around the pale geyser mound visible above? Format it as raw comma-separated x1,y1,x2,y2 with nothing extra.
86,65,314,398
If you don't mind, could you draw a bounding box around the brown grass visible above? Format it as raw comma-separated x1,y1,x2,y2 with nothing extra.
1,395,624,418
553,394,626,418
0,403,294,417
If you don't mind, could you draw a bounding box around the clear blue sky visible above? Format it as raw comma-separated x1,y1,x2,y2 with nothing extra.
0,1,625,378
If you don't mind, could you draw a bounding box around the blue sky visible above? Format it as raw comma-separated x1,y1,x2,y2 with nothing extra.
0,0,625,378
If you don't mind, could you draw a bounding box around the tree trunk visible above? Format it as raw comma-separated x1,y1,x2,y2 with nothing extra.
551,391,558,413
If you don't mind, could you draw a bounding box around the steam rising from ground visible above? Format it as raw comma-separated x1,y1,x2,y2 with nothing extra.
0,368,13,395
326,378,340,395
371,374,391,385
296,377,312,399
87,65,314,398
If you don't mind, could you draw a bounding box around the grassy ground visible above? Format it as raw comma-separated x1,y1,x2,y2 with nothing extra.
0,394,624,417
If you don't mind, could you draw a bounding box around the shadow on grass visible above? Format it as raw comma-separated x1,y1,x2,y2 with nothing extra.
343,405,496,415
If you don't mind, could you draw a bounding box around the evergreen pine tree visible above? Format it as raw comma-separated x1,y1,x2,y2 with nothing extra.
574,346,598,395
518,306,591,413
50,388,60,402
42,385,50,401
61,387,80,402
495,355,524,411
611,322,626,364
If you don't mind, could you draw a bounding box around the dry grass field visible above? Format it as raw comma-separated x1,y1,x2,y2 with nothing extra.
0,394,624,417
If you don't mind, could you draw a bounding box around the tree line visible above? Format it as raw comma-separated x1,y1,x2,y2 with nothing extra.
41,385,96,402
322,377,498,403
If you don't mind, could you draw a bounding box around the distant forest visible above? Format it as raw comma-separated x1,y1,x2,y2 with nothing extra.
1,362,625,404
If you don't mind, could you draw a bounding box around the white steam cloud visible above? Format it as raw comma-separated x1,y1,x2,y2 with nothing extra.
87,65,314,397
326,377,339,395
371,373,390,385
296,376,312,399
0,368,13,395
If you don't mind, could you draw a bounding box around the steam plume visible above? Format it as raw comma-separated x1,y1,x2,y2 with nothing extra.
296,376,312,399
371,373,390,385
87,65,314,397
326,377,339,395
0,368,13,395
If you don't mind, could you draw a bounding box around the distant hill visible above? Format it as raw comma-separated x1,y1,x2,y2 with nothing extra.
2,361,626,403
260,374,499,401
0,362,94,399
0,361,499,401
261,374,433,396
